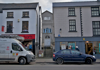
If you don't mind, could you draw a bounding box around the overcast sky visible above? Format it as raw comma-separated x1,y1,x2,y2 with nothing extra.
0,0,96,12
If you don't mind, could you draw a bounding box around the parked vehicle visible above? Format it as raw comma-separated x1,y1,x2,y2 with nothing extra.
0,38,35,65
53,49,96,64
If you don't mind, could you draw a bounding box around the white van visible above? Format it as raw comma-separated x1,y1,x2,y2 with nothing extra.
0,38,35,65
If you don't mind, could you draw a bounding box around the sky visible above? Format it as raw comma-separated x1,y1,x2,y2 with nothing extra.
0,0,96,12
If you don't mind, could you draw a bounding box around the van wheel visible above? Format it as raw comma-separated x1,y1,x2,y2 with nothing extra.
19,57,26,65
86,58,92,64
56,58,63,64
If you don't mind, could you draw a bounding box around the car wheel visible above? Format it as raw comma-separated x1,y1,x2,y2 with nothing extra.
86,58,92,64
19,57,26,65
56,58,63,64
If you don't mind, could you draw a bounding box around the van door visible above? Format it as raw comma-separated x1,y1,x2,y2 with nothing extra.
9,43,22,61
0,42,9,61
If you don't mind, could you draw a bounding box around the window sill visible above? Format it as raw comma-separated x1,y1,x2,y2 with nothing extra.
5,32,13,33
91,16,100,17
69,31,77,32
21,31,29,33
93,35,100,37
6,17,14,18
43,33,52,34
22,16,29,18
68,15,76,17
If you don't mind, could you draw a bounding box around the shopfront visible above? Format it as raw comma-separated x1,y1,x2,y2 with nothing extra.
55,37,100,59
18,34,35,54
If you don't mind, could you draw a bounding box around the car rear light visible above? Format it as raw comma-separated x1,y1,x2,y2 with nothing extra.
53,54,55,57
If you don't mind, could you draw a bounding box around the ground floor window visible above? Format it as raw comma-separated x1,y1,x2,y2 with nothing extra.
60,42,76,50
93,41,100,54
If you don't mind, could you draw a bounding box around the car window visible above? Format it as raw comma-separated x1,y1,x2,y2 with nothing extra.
61,50,70,54
71,50,80,55
12,43,21,51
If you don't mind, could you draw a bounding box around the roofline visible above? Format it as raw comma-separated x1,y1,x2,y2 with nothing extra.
53,1,97,4
53,5,100,7
53,1,100,7
42,10,53,14
0,2,39,4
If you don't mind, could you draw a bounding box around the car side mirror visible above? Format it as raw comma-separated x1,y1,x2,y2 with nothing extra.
79,53,82,55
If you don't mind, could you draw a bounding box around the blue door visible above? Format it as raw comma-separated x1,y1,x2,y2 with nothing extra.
71,50,85,61
61,50,72,61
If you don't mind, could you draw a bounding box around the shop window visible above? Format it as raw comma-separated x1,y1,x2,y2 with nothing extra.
6,21,13,33
22,21,29,33
93,42,100,54
68,42,76,50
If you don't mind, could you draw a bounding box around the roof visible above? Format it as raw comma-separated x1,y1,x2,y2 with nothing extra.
42,10,53,14
53,1,100,7
0,3,39,13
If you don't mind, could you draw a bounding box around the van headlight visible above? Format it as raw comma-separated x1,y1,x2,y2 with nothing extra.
93,56,95,58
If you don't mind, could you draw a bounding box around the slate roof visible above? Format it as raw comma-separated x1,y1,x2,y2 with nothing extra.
53,1,100,7
0,3,38,13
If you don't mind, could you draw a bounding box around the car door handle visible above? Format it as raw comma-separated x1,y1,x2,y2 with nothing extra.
10,50,12,53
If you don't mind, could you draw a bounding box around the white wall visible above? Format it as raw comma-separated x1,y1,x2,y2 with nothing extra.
0,13,2,35
82,7,100,37
2,9,37,34
54,7,81,37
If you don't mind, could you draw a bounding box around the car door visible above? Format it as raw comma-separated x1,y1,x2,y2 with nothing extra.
71,50,85,62
9,43,22,61
61,50,71,62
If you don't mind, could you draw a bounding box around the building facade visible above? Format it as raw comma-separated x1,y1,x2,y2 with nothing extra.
53,0,100,58
42,11,55,48
0,3,42,55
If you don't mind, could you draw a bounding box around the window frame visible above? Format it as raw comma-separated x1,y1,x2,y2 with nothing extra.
60,50,70,54
71,50,80,55
6,21,13,33
68,8,75,16
92,21,100,36
22,11,29,18
91,7,99,17
12,43,22,51
69,20,77,32
21,21,29,33
7,12,13,18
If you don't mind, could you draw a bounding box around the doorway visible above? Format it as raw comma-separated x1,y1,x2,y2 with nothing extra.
85,42,93,55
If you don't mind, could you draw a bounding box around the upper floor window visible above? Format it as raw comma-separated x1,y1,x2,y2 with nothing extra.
68,8,75,16
22,12,29,18
6,21,13,33
93,21,100,36
69,20,76,32
91,7,99,16
43,28,52,33
44,17,50,20
45,35,50,39
7,12,13,18
22,21,29,33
